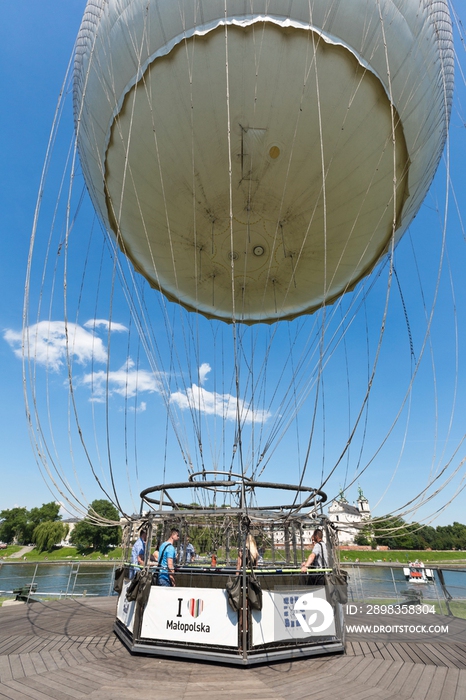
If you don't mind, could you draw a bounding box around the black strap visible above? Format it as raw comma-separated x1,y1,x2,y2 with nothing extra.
317,541,326,568
158,543,171,570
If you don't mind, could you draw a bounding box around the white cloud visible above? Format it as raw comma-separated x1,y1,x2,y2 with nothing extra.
170,383,271,424
5,321,107,372
130,401,147,413
199,362,211,385
84,319,128,333
82,358,161,402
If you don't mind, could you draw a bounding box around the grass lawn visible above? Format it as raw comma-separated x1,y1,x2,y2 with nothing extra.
1,547,124,562
337,550,466,565
0,546,22,558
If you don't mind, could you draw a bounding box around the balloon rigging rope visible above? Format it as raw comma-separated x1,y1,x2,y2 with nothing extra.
24,24,119,523
360,5,465,527
24,62,92,519
313,2,400,497
100,8,203,475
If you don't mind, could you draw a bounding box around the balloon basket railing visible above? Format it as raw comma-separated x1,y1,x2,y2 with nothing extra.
114,475,346,665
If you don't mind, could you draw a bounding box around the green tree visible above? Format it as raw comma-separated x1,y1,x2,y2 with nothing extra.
33,522,69,553
70,500,121,552
0,507,29,544
29,502,61,527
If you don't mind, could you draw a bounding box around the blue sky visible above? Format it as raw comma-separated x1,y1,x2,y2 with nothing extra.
1,1,466,526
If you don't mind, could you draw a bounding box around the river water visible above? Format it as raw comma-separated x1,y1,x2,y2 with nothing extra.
344,564,466,604
0,562,464,603
0,562,118,598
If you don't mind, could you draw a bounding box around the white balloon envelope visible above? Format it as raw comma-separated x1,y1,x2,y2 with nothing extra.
74,0,453,323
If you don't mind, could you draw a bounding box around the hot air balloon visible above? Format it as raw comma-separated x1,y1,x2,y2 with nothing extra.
73,0,453,323
18,0,466,664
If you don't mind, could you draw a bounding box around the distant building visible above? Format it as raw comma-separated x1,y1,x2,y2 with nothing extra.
327,487,371,544
60,517,81,546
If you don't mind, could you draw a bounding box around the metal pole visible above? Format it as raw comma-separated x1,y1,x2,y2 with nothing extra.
27,564,38,603
291,523,298,567
390,567,400,604
108,564,116,596
225,520,230,566
71,562,79,596
241,527,247,662
65,562,74,597
284,523,290,566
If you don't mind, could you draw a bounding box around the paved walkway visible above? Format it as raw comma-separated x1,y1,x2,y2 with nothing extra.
6,547,35,560
0,598,465,699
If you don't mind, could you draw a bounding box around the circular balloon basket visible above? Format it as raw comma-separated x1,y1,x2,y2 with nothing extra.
114,479,346,665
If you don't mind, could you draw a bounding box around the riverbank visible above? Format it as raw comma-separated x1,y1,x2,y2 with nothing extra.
337,549,466,565
0,545,123,563
1,544,466,566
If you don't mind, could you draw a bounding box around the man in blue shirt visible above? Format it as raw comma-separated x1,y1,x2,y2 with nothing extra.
130,529,147,579
157,528,180,586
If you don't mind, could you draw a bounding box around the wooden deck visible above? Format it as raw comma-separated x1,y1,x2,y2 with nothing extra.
0,598,465,699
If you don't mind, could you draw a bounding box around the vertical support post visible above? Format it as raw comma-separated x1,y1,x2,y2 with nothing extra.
27,564,38,603
284,523,290,566
71,562,79,596
65,562,73,597
291,523,298,567
108,564,116,596
299,524,305,566
225,522,230,566
390,567,400,604
437,568,453,616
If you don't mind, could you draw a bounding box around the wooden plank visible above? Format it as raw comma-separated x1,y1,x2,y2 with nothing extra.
410,665,437,700
438,643,466,668
424,667,449,700
7,654,25,681
19,676,88,700
364,641,386,660
391,662,425,697
0,637,30,656
0,678,62,700
373,642,398,662
438,668,459,700
0,682,38,700
0,655,13,682
385,660,415,694
36,649,60,673
30,671,94,699
64,665,110,691
58,666,119,697
344,656,381,683
415,643,451,668
0,688,18,700
454,669,466,700
403,643,439,667
422,643,462,669
284,659,384,700
395,642,429,666
359,640,377,659
372,660,405,690
382,643,406,663
17,653,37,678
28,651,48,676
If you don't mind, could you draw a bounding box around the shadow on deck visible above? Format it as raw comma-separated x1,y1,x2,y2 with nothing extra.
0,598,465,699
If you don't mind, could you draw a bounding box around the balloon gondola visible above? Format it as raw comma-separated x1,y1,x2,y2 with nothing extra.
115,476,346,664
